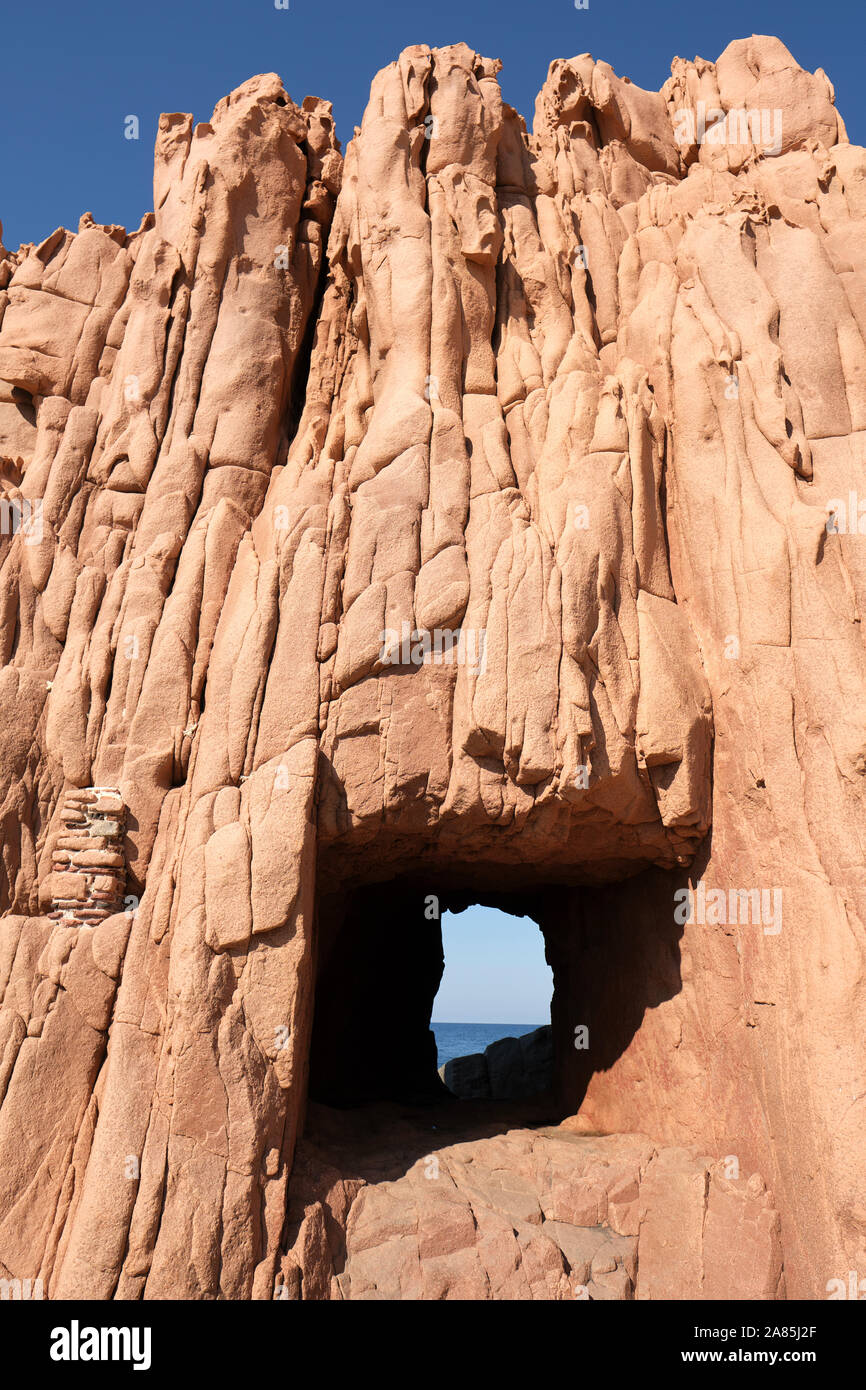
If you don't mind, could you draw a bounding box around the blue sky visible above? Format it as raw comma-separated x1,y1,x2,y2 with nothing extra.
433,907,553,1023
2,0,864,251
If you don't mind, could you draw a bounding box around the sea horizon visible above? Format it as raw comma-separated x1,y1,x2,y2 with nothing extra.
431,1020,548,1068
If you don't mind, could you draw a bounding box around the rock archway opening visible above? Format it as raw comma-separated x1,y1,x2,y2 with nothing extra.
308,877,563,1115
306,858,692,1136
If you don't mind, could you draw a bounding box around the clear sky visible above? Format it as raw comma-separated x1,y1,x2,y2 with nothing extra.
1,0,864,251
432,907,553,1023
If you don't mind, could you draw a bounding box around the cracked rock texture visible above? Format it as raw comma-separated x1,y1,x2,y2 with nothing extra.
282,1106,784,1300
0,35,864,1298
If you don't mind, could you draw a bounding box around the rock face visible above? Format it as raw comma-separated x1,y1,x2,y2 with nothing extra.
282,1105,784,1299
0,35,864,1299
440,1024,554,1099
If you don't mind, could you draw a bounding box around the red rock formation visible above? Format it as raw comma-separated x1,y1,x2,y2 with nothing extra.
0,35,863,1299
282,1104,784,1300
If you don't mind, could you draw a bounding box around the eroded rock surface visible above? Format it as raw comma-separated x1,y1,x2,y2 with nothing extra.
281,1104,783,1299
0,35,864,1299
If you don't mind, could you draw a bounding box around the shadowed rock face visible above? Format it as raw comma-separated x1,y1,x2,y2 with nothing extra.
439,1025,554,1100
0,34,863,1299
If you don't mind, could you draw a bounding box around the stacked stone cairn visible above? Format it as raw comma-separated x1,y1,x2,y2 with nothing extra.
49,788,127,926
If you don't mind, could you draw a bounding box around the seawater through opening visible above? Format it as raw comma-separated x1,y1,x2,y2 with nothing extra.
432,905,554,1100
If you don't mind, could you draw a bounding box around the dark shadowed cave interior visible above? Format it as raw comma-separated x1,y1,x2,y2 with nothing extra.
306,866,687,1122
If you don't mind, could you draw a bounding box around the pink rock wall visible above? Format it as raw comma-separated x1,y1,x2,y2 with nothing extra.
0,35,863,1299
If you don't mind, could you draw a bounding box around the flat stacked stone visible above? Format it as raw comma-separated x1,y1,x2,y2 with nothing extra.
48,788,127,926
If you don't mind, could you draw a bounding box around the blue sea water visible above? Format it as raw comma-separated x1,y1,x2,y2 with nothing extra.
432,1022,546,1068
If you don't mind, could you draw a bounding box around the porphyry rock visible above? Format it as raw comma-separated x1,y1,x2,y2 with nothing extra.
0,35,864,1300
280,1111,783,1300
